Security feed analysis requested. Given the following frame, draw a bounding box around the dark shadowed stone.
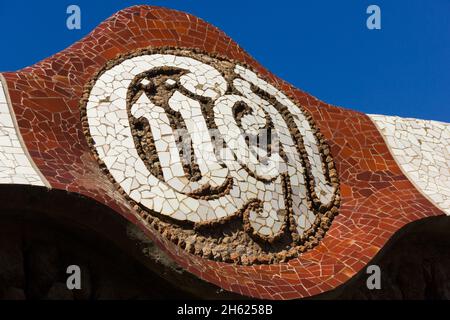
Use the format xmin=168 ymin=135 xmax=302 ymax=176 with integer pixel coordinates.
xmin=0 ymin=185 xmax=241 ymax=300
xmin=46 ymin=283 xmax=74 ymax=300
xmin=2 ymin=287 xmax=26 ymax=300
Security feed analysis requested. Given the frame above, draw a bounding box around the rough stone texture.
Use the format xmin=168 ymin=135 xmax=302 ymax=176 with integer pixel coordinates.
xmin=0 ymin=75 xmax=47 ymax=186
xmin=0 ymin=217 xmax=194 ymax=300
xmin=1 ymin=205 xmax=448 ymax=299
xmin=0 ymin=185 xmax=240 ymax=300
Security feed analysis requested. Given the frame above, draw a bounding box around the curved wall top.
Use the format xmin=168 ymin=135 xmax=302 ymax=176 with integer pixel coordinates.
xmin=0 ymin=5 xmax=448 ymax=299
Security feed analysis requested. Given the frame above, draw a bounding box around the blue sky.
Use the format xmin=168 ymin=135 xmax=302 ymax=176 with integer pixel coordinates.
xmin=0 ymin=1 xmax=448 ymax=122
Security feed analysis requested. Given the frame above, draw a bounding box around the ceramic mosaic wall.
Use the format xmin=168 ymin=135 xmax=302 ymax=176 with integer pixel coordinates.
xmin=369 ymin=115 xmax=450 ymax=215
xmin=0 ymin=5 xmax=448 ymax=299
xmin=0 ymin=76 xmax=47 ymax=186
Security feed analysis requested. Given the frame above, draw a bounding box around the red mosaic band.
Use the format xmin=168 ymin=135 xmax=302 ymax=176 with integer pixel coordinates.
xmin=0 ymin=5 xmax=445 ymax=299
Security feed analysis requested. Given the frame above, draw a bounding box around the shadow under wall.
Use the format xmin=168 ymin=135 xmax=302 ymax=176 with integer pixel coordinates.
xmin=0 ymin=184 xmax=449 ymax=300
xmin=0 ymin=184 xmax=240 ymax=300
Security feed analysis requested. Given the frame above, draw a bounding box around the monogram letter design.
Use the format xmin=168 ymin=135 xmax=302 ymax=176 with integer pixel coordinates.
xmin=82 ymin=49 xmax=340 ymax=264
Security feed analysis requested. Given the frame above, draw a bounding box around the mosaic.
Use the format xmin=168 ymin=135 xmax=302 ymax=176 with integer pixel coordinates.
xmin=370 ymin=115 xmax=450 ymax=215
xmin=2 ymin=5 xmax=446 ymax=299
xmin=81 ymin=49 xmax=340 ymax=264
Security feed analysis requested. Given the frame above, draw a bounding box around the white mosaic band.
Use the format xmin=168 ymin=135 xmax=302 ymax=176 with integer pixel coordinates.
xmin=369 ymin=114 xmax=450 ymax=215
xmin=0 ymin=74 xmax=48 ymax=187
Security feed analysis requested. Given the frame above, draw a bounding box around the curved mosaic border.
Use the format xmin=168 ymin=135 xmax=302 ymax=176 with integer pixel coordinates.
xmin=369 ymin=115 xmax=450 ymax=215
xmin=0 ymin=75 xmax=49 ymax=187
xmin=80 ymin=47 xmax=340 ymax=265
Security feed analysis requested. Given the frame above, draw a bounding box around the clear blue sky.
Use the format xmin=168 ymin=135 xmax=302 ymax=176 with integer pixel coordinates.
xmin=0 ymin=1 xmax=448 ymax=122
